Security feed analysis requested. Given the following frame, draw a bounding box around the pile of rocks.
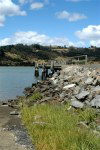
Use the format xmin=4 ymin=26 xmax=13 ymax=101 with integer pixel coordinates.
xmin=50 ymin=65 xmax=100 ymax=109
xmin=24 ymin=65 xmax=100 ymax=109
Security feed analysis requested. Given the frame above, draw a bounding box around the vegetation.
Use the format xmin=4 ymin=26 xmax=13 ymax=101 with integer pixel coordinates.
xmin=26 ymin=92 xmax=43 ymax=106
xmin=0 ymin=44 xmax=100 ymax=66
xmin=20 ymin=93 xmax=100 ymax=150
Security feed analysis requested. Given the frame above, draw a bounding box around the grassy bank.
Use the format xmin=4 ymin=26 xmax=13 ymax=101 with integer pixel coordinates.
xmin=21 ymin=101 xmax=100 ymax=150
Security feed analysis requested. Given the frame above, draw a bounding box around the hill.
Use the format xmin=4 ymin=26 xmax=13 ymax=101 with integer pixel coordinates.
xmin=0 ymin=44 xmax=100 ymax=66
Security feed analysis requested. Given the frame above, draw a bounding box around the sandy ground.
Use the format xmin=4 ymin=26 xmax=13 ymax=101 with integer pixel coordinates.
xmin=0 ymin=104 xmax=34 ymax=150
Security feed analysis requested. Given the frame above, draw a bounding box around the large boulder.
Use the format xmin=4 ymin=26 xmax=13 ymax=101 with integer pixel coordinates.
xmin=93 ymin=86 xmax=100 ymax=95
xmin=71 ymin=100 xmax=84 ymax=109
xmin=76 ymin=91 xmax=90 ymax=101
xmin=90 ymin=95 xmax=100 ymax=108
xmin=63 ymin=84 xmax=76 ymax=90
xmin=85 ymin=77 xmax=94 ymax=85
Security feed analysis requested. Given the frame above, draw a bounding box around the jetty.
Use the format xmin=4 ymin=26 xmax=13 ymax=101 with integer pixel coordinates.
xmin=34 ymin=55 xmax=88 ymax=78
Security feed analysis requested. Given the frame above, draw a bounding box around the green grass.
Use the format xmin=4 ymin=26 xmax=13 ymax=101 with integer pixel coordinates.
xmin=21 ymin=104 xmax=100 ymax=150
xmin=24 ymin=92 xmax=43 ymax=106
xmin=29 ymin=92 xmax=42 ymax=102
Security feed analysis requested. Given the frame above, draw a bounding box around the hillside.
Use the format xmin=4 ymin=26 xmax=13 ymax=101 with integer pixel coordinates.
xmin=0 ymin=44 xmax=100 ymax=66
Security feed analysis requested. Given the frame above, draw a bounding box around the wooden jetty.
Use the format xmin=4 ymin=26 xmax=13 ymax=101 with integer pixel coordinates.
xmin=34 ymin=55 xmax=88 ymax=79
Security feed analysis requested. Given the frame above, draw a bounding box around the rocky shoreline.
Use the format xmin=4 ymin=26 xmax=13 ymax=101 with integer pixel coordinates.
xmin=0 ymin=64 xmax=100 ymax=149
xmin=23 ymin=65 xmax=100 ymax=109
xmin=1 ymin=64 xmax=100 ymax=109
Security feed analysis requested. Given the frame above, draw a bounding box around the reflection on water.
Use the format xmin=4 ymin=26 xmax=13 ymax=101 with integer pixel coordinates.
xmin=0 ymin=67 xmax=42 ymax=101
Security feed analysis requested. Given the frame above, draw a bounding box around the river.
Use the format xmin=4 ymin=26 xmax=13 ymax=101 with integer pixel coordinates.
xmin=0 ymin=67 xmax=42 ymax=101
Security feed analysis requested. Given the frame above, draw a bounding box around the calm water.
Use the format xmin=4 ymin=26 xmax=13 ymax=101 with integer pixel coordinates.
xmin=0 ymin=67 xmax=42 ymax=101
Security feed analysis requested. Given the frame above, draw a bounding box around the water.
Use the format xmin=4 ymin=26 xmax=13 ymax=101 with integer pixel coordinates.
xmin=0 ymin=67 xmax=42 ymax=101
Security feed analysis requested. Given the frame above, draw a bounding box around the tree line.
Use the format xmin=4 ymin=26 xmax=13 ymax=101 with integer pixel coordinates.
xmin=0 ymin=44 xmax=100 ymax=62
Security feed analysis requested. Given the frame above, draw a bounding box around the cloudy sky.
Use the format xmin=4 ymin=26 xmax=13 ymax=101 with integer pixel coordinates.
xmin=0 ymin=0 xmax=100 ymax=47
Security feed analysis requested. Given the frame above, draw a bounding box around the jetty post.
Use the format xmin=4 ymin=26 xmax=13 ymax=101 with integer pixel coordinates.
xmin=50 ymin=61 xmax=55 ymax=75
xmin=35 ymin=63 xmax=39 ymax=77
xmin=85 ymin=55 xmax=88 ymax=65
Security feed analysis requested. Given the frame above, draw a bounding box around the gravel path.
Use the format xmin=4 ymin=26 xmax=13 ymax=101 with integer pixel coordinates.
xmin=0 ymin=104 xmax=34 ymax=150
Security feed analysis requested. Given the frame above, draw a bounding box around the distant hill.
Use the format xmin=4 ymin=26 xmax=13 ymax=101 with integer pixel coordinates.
xmin=0 ymin=44 xmax=100 ymax=66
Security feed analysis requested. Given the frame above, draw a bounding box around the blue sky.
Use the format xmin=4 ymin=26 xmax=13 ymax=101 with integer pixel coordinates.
xmin=0 ymin=0 xmax=100 ymax=47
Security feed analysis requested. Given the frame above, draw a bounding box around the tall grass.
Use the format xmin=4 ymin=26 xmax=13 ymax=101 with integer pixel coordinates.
xmin=21 ymin=104 xmax=100 ymax=150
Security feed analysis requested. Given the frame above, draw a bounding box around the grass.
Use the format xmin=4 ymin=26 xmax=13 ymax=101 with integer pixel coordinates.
xmin=21 ymin=103 xmax=100 ymax=150
xmin=29 ymin=92 xmax=42 ymax=102
xmin=24 ymin=92 xmax=43 ymax=106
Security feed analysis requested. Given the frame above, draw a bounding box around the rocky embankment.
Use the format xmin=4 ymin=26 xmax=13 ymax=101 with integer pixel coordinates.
xmin=1 ymin=65 xmax=100 ymax=149
xmin=24 ymin=65 xmax=100 ymax=109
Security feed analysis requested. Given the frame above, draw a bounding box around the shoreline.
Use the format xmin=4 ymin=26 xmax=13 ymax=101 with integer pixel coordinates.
xmin=0 ymin=64 xmax=100 ymax=149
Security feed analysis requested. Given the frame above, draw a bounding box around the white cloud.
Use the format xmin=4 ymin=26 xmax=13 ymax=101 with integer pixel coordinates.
xmin=76 ymin=25 xmax=100 ymax=40
xmin=76 ymin=25 xmax=100 ymax=47
xmin=0 ymin=31 xmax=85 ymax=47
xmin=0 ymin=0 xmax=26 ymax=26
xmin=56 ymin=10 xmax=87 ymax=22
xmin=30 ymin=2 xmax=44 ymax=10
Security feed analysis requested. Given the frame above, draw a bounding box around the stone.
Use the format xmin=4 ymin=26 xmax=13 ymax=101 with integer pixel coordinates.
xmin=97 ymin=76 xmax=100 ymax=84
xmin=2 ymin=102 xmax=8 ymax=106
xmin=93 ymin=79 xmax=98 ymax=86
xmin=86 ymin=70 xmax=91 ymax=76
xmin=39 ymin=97 xmax=52 ymax=103
xmin=93 ymin=86 xmax=100 ymax=95
xmin=77 ymin=121 xmax=88 ymax=128
xmin=63 ymin=84 xmax=76 ymax=90
xmin=90 ymin=95 xmax=100 ymax=108
xmin=96 ymin=126 xmax=100 ymax=131
xmin=71 ymin=100 xmax=84 ymax=108
xmin=63 ymin=76 xmax=72 ymax=82
xmin=10 ymin=111 xmax=19 ymax=115
xmin=85 ymin=77 xmax=94 ymax=85
xmin=76 ymin=91 xmax=89 ymax=100
xmin=73 ymin=86 xmax=80 ymax=95
xmin=63 ymin=82 xmax=69 ymax=86
xmin=60 ymin=92 xmax=66 ymax=100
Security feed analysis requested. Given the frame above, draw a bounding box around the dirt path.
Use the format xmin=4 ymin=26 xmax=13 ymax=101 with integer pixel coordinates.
xmin=0 ymin=104 xmax=34 ymax=150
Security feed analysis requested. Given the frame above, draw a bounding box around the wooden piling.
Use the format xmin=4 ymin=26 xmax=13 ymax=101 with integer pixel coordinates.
xmin=50 ymin=61 xmax=55 ymax=75
xmin=35 ymin=63 xmax=39 ymax=77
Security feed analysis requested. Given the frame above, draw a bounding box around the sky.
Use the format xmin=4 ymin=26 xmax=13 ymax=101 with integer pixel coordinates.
xmin=0 ymin=0 xmax=100 ymax=47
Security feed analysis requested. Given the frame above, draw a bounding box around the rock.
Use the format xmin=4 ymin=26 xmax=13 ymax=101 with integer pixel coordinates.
xmin=93 ymin=79 xmax=98 ymax=86
xmin=71 ymin=100 xmax=84 ymax=108
xmin=51 ymin=78 xmax=59 ymax=85
xmin=85 ymin=77 xmax=94 ymax=85
xmin=76 ymin=91 xmax=89 ymax=101
xmin=77 ymin=121 xmax=88 ymax=128
xmin=93 ymin=86 xmax=100 ymax=95
xmin=73 ymin=86 xmax=80 ymax=95
xmin=2 ymin=102 xmax=8 ymax=106
xmin=60 ymin=92 xmax=66 ymax=100
xmin=97 ymin=76 xmax=100 ymax=85
xmin=90 ymin=95 xmax=100 ymax=108
xmin=96 ymin=126 xmax=100 ymax=131
xmin=39 ymin=97 xmax=52 ymax=103
xmin=10 ymin=111 xmax=19 ymax=115
xmin=63 ymin=76 xmax=72 ymax=82
xmin=63 ymin=82 xmax=68 ymax=86
xmin=63 ymin=84 xmax=76 ymax=90
xmin=86 ymin=70 xmax=91 ymax=76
